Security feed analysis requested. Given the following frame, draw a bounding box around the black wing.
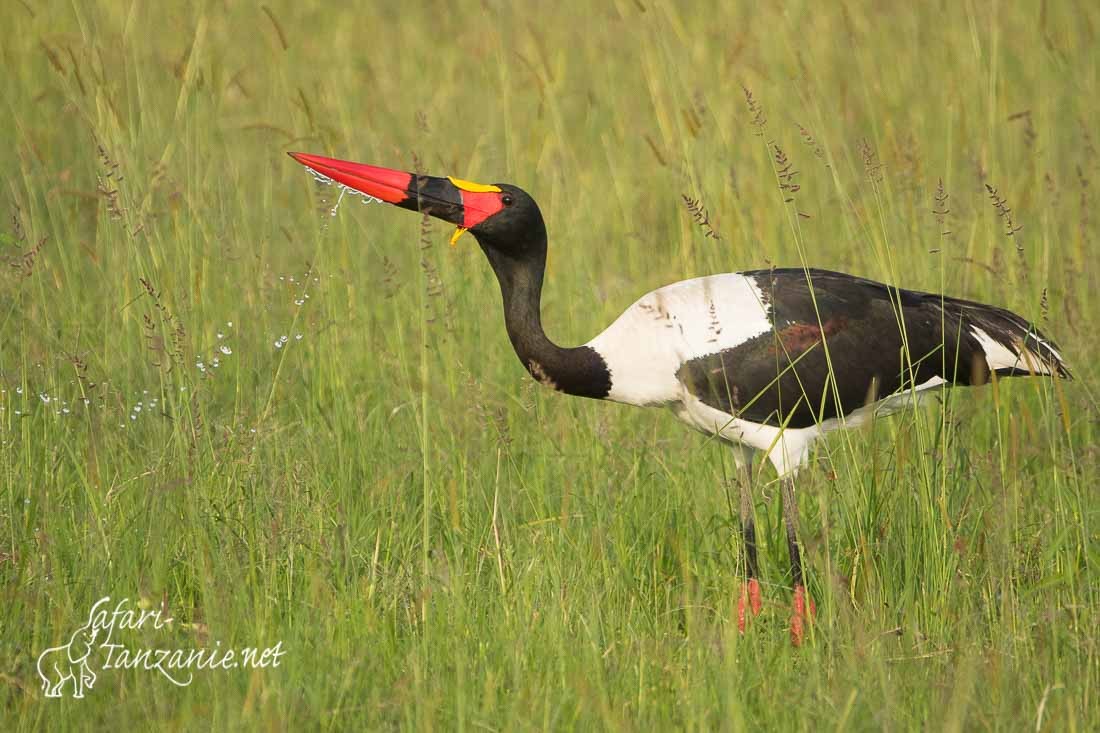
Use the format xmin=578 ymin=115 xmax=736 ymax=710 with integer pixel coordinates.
xmin=675 ymin=268 xmax=1068 ymax=429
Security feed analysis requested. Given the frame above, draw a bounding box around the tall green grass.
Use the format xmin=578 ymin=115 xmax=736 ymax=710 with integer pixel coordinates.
xmin=2 ymin=1 xmax=1096 ymax=729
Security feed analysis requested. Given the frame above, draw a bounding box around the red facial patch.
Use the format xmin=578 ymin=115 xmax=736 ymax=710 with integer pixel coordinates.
xmin=460 ymin=190 xmax=505 ymax=229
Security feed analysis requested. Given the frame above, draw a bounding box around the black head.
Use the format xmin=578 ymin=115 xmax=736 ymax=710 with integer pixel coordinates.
xmin=468 ymin=183 xmax=546 ymax=259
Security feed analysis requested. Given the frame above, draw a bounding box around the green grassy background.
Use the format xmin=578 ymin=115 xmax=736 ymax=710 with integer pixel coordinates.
xmin=2 ymin=0 xmax=1097 ymax=729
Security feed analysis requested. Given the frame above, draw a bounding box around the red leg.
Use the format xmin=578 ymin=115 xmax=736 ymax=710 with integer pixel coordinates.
xmin=737 ymin=578 xmax=763 ymax=632
xmin=735 ymin=454 xmax=761 ymax=634
xmin=789 ymin=584 xmax=816 ymax=646
xmin=781 ymin=476 xmax=815 ymax=646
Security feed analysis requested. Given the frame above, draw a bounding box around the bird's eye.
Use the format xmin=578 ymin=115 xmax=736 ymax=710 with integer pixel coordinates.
xmin=501 ymin=194 xmax=514 ymax=207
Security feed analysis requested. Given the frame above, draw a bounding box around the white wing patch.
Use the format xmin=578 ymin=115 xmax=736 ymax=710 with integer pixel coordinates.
xmin=586 ymin=273 xmax=773 ymax=407
xmin=971 ymin=326 xmax=1056 ymax=375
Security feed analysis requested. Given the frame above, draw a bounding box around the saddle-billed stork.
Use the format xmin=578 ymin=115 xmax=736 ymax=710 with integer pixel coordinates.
xmin=289 ymin=152 xmax=1070 ymax=645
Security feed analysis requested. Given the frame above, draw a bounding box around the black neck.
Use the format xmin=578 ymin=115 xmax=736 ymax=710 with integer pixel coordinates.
xmin=477 ymin=225 xmax=610 ymax=400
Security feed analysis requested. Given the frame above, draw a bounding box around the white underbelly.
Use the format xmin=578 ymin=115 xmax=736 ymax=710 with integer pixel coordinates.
xmin=669 ymin=389 xmax=789 ymax=453
xmin=666 ymin=375 xmax=949 ymax=475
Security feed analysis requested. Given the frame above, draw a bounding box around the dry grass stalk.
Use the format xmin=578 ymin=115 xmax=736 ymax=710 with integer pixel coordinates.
xmin=681 ymin=194 xmax=721 ymax=240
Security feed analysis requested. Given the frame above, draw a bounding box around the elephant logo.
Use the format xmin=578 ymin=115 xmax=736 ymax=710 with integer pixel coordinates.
xmin=37 ymin=624 xmax=99 ymax=698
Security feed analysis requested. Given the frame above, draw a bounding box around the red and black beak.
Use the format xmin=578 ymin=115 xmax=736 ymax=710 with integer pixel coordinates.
xmin=288 ymin=152 xmax=505 ymax=244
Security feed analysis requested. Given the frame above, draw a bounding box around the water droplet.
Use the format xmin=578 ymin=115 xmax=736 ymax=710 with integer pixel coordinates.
xmin=330 ymin=186 xmax=348 ymax=217
xmin=294 ymin=299 xmax=305 ymax=306
xmin=220 ymin=345 xmax=232 ymax=355
xmin=306 ymin=168 xmax=336 ymax=187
